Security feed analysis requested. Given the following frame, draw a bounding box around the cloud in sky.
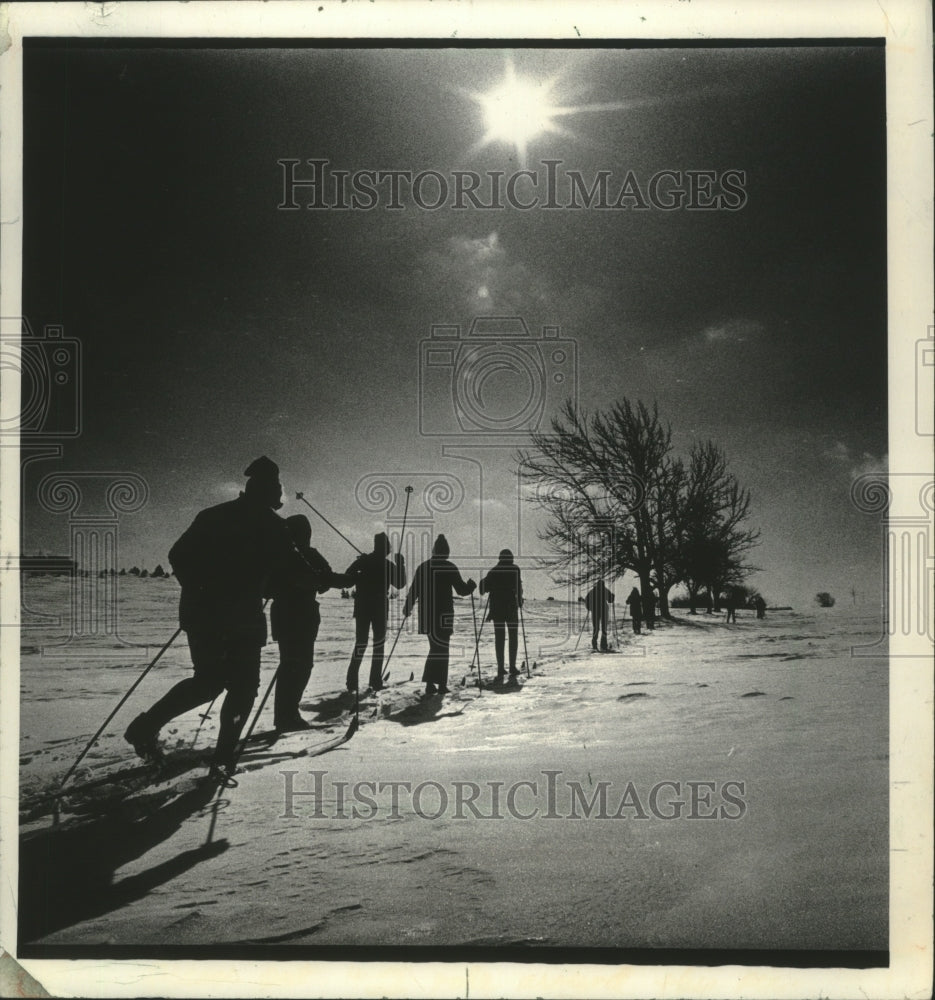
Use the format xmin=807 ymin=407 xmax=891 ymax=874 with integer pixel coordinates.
xmin=826 ymin=441 xmax=888 ymax=482
xmin=473 ymin=497 xmax=509 ymax=512
xmin=418 ymin=230 xmax=555 ymax=317
xmin=702 ymin=319 xmax=766 ymax=344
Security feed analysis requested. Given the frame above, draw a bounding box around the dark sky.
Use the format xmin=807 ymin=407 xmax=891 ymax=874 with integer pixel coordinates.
xmin=21 ymin=43 xmax=887 ymax=604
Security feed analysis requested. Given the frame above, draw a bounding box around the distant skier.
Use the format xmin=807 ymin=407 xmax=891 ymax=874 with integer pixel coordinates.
xmin=642 ymin=589 xmax=657 ymax=630
xmin=724 ymin=588 xmax=738 ymax=624
xmin=625 ymin=587 xmax=643 ymax=634
xmin=344 ymin=532 xmax=406 ymax=692
xmin=402 ymin=534 xmax=476 ymax=696
xmin=269 ymin=515 xmax=350 ymax=731
xmin=480 ymin=549 xmax=523 ymax=681
xmin=124 ymin=457 xmax=318 ymax=785
xmin=585 ymin=580 xmax=615 ymax=651
xmin=752 ymin=594 xmax=766 ymax=620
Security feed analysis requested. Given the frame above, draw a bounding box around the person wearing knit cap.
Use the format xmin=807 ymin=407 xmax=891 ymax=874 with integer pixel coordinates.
xmin=124 ymin=457 xmax=317 ymax=784
xmin=344 ymin=531 xmax=406 ymax=692
xmin=269 ymin=515 xmax=353 ymax=730
xmin=480 ymin=548 xmax=524 ymax=681
xmin=585 ymin=580 xmax=615 ymax=651
xmin=402 ymin=534 xmax=476 ymax=696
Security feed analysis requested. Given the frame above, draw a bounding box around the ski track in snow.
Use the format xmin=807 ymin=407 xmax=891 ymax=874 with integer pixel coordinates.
xmin=17 ymin=578 xmax=888 ymax=951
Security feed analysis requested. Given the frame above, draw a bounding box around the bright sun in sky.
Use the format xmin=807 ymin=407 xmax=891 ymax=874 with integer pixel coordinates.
xmin=465 ymin=62 xmax=573 ymax=164
xmin=467 ymin=59 xmax=632 ymax=165
xmin=477 ymin=65 xmax=560 ymax=159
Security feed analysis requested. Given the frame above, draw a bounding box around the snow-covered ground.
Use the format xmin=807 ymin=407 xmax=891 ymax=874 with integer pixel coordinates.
xmin=16 ymin=578 xmax=887 ymax=954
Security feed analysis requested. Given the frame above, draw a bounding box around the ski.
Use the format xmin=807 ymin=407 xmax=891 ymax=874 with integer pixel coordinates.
xmin=244 ymin=708 xmax=361 ymax=761
xmin=33 ymin=749 xmax=211 ymax=816
xmin=479 ymin=675 xmax=524 ymax=691
xmin=40 ymin=669 xmax=394 ymax=815
xmin=358 ymin=671 xmax=415 ymax=699
xmin=286 ymin=715 xmax=358 ymax=759
xmin=243 ymin=722 xmax=342 ymax=747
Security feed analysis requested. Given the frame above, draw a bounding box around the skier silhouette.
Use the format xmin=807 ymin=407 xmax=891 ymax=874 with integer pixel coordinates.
xmin=344 ymin=532 xmax=406 ymax=692
xmin=585 ymin=580 xmax=615 ymax=651
xmin=269 ymin=515 xmax=351 ymax=730
xmin=402 ymin=534 xmax=476 ymax=696
xmin=480 ymin=549 xmax=523 ymax=680
xmin=625 ymin=587 xmax=643 ymax=634
xmin=125 ymin=457 xmax=318 ymax=783
xmin=724 ymin=588 xmax=738 ymax=624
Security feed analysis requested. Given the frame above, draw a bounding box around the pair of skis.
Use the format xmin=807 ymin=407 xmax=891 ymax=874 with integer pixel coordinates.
xmin=43 ymin=713 xmax=358 ymax=813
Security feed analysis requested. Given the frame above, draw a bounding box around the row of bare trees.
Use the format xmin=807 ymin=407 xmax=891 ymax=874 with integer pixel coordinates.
xmin=518 ymin=399 xmax=759 ymax=619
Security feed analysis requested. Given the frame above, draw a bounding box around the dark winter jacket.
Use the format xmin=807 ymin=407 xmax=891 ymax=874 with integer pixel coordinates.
xmin=480 ymin=561 xmax=523 ymax=623
xmin=585 ymin=581 xmax=615 ymax=615
xmin=168 ymin=494 xmax=314 ymax=642
xmin=270 ymin=546 xmax=350 ymax=642
xmin=625 ymin=588 xmax=642 ymax=618
xmin=345 ymin=550 xmax=406 ymax=619
xmin=403 ymin=557 xmax=475 ymax=638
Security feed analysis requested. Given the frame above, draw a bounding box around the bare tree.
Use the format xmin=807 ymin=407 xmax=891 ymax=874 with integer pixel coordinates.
xmin=518 ymin=399 xmax=759 ymax=620
xmin=678 ymin=442 xmax=759 ymax=613
xmin=518 ymin=399 xmax=657 ymax=600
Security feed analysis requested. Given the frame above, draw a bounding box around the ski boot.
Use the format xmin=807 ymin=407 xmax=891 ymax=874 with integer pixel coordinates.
xmin=124 ymin=714 xmax=165 ymax=765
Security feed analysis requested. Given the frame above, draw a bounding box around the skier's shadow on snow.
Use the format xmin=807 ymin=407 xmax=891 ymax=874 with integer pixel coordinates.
xmin=19 ymin=778 xmax=227 ymax=944
xmin=385 ymin=695 xmax=465 ymax=727
xmin=305 ymin=690 xmax=354 ymax=721
xmin=477 ymin=678 xmax=525 ymax=695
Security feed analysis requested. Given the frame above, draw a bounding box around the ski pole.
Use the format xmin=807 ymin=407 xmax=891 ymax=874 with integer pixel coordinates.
xmin=192 ymin=596 xmax=268 ymax=751
xmin=190 ymin=695 xmax=217 ymax=751
xmin=380 ymin=614 xmax=408 ymax=684
xmin=573 ymin=607 xmax=589 ymax=651
xmin=233 ymin=660 xmax=282 ymax=764
xmin=59 ymin=627 xmax=183 ymax=790
xmin=469 ymin=593 xmax=489 ymax=689
xmin=226 ymin=597 xmax=282 ymax=767
xmin=295 ymin=492 xmax=363 ymax=555
xmin=518 ymin=601 xmax=531 ymax=677
xmin=205 ymin=668 xmax=273 ymax=845
xmin=383 ymin=483 xmax=413 ymax=678
xmin=397 ymin=485 xmax=413 ymax=550
xmin=470 ymin=592 xmax=482 ymax=696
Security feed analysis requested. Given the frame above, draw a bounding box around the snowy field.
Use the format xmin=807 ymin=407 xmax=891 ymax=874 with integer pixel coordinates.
xmin=16 ymin=577 xmax=887 ymax=957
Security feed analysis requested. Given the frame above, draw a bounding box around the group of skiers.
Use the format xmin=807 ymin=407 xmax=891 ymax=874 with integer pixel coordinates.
xmin=582 ymin=582 xmax=658 ymax=651
xmin=585 ymin=582 xmax=763 ymax=642
xmin=124 ymin=458 xmax=527 ymax=785
xmin=123 ymin=456 xmax=762 ymax=786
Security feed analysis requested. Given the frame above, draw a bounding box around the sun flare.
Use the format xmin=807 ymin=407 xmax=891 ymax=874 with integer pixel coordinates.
xmin=478 ymin=68 xmax=559 ymax=151
xmin=470 ymin=64 xmax=564 ymax=164
xmin=467 ymin=60 xmax=635 ymax=165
